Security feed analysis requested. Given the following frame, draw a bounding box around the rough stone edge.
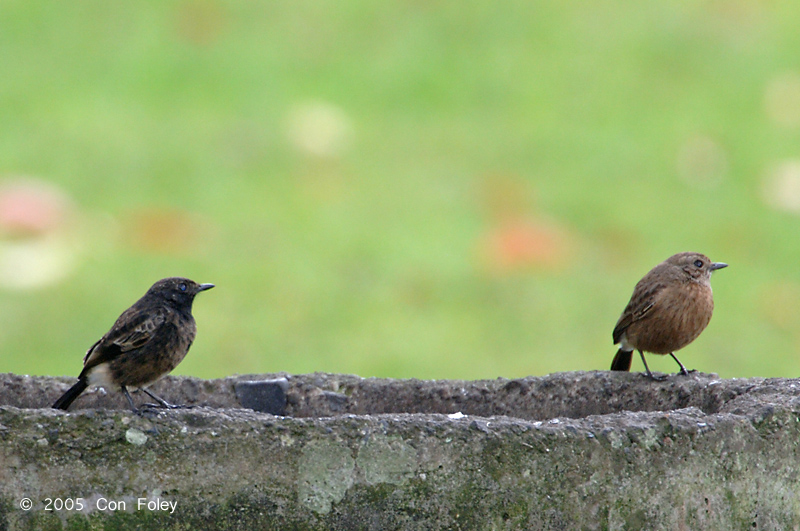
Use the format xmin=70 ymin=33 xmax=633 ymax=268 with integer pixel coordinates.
xmin=3 ymin=371 xmax=800 ymax=530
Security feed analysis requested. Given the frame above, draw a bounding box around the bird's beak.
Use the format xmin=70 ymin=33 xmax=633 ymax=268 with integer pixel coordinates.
xmin=709 ymin=262 xmax=728 ymax=271
xmin=198 ymin=283 xmax=215 ymax=291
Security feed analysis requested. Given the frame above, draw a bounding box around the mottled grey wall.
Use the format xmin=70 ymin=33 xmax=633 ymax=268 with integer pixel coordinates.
xmin=2 ymin=372 xmax=799 ymax=530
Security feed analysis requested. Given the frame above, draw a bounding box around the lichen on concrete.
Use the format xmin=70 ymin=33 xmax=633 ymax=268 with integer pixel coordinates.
xmin=358 ymin=435 xmax=417 ymax=486
xmin=299 ymin=438 xmax=356 ymax=514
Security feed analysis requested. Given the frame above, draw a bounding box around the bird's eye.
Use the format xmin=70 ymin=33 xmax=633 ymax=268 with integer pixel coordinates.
xmin=179 ymin=283 xmax=187 ymax=292
xmin=693 ymin=260 xmax=703 ymax=268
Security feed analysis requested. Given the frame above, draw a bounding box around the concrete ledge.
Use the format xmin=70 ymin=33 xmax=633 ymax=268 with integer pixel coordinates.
xmin=2 ymin=371 xmax=799 ymax=529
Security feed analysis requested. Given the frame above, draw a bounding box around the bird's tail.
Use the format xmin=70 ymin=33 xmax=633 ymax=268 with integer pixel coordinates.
xmin=52 ymin=378 xmax=88 ymax=410
xmin=610 ymin=349 xmax=633 ymax=372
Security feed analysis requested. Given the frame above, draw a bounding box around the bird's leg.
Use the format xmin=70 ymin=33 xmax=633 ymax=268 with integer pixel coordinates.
xmin=669 ymin=352 xmax=696 ymax=375
xmin=121 ymin=386 xmax=141 ymax=414
xmin=639 ymin=351 xmax=668 ymax=381
xmin=141 ymin=387 xmax=187 ymax=409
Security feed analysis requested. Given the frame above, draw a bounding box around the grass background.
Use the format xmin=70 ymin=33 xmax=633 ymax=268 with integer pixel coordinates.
xmin=2 ymin=1 xmax=800 ymax=381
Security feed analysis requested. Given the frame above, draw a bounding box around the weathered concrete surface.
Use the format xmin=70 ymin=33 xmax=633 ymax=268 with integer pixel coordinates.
xmin=2 ymin=371 xmax=800 ymax=530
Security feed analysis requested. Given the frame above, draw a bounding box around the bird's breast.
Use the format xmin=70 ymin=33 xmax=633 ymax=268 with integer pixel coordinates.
xmin=625 ymin=281 xmax=715 ymax=354
xmin=107 ymin=316 xmax=197 ymax=388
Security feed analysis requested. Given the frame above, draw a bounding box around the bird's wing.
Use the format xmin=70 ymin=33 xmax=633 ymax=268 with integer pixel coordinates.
xmin=612 ymin=281 xmax=664 ymax=344
xmin=81 ymin=307 xmax=169 ymax=372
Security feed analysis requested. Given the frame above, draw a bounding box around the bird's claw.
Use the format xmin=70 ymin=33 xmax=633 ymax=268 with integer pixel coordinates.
xmin=141 ymin=401 xmax=191 ymax=410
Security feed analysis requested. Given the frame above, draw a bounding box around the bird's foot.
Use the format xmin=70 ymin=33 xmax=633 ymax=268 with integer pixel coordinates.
xmin=678 ymin=367 xmax=697 ymax=376
xmin=668 ymin=353 xmax=694 ymax=376
xmin=139 ymin=388 xmax=193 ymax=409
xmin=141 ymin=401 xmax=192 ymax=410
xmin=643 ymin=371 xmax=669 ymax=382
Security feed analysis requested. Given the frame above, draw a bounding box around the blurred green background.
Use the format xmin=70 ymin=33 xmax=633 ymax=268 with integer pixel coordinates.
xmin=1 ymin=1 xmax=799 ymax=381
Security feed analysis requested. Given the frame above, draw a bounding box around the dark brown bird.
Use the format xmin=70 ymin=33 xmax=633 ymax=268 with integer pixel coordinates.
xmin=611 ymin=252 xmax=726 ymax=380
xmin=53 ymin=277 xmax=214 ymax=412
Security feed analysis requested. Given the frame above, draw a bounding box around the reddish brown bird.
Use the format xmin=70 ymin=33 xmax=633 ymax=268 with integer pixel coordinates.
xmin=611 ymin=252 xmax=727 ymax=380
